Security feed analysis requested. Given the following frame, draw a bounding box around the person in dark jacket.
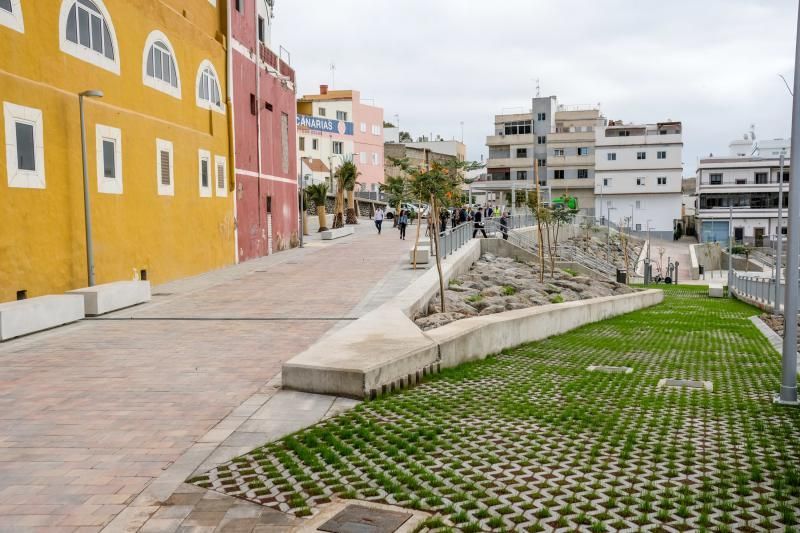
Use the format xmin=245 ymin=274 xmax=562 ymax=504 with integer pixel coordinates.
xmin=499 ymin=212 xmax=509 ymax=240
xmin=472 ymin=209 xmax=488 ymax=238
xmin=459 ymin=207 xmax=468 ymax=225
xmin=398 ymin=210 xmax=409 ymax=240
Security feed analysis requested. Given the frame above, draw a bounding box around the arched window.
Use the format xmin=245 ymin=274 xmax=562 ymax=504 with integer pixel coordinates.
xmin=195 ymin=60 xmax=223 ymax=112
xmin=0 ymin=0 xmax=25 ymax=33
xmin=142 ymin=31 xmax=181 ymax=99
xmin=59 ymin=0 xmax=119 ymax=74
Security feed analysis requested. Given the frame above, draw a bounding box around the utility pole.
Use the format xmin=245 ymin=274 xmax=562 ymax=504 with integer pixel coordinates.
xmin=79 ymin=90 xmax=104 ymax=287
xmin=776 ymin=3 xmax=800 ymax=406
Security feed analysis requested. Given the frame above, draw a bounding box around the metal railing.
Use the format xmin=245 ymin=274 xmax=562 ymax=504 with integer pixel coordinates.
xmin=435 ymin=214 xmax=536 ymax=259
xmin=730 ymin=271 xmax=783 ymax=311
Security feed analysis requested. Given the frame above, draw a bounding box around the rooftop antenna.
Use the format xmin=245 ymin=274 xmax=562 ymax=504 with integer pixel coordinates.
xmin=330 ymin=63 xmax=336 ymax=88
xmin=536 ymin=78 xmax=541 ymax=98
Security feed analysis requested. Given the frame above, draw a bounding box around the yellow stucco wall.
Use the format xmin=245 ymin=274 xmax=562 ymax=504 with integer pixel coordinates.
xmin=0 ymin=0 xmax=234 ymax=302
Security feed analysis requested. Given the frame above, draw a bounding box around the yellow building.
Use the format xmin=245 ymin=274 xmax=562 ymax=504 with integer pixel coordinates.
xmin=0 ymin=0 xmax=234 ymax=302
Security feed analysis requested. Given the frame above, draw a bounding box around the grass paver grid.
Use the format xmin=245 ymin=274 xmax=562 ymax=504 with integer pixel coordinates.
xmin=191 ymin=286 xmax=800 ymax=532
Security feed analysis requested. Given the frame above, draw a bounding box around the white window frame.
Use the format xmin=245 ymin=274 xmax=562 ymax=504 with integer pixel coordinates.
xmin=636 ymin=177 xmax=646 ymax=186
xmin=4 ymin=102 xmax=45 ymax=189
xmin=95 ymin=124 xmax=122 ymax=194
xmin=0 ymin=0 xmax=24 ymax=33
xmin=58 ymin=0 xmax=120 ymax=75
xmin=657 ymin=176 xmax=667 ymax=186
xmin=372 ymin=124 xmax=381 ymax=136
xmin=311 ymin=138 xmax=319 ymax=150
xmin=657 ymin=151 xmax=667 ymax=159
xmin=359 ymin=151 xmax=366 ymax=164
xmin=360 ymin=122 xmax=366 ymax=133
xmin=198 ymin=149 xmax=211 ymax=197
xmin=637 ymin=151 xmax=646 ymax=160
xmin=195 ymin=59 xmax=224 ymax=113
xmin=142 ymin=30 xmax=181 ymax=99
xmin=607 ymin=152 xmax=616 ymax=161
xmin=372 ymin=152 xmax=379 ymax=165
xmin=336 ymin=110 xmax=347 ymax=121
xmin=214 ymin=155 xmax=227 ymax=197
xmin=603 ymin=178 xmax=611 ymax=187
xmin=332 ymin=140 xmax=343 ymax=155
xmin=155 ymin=138 xmax=174 ymax=196
xmin=553 ymin=148 xmax=564 ymax=157
xmin=318 ymin=107 xmax=326 ymax=117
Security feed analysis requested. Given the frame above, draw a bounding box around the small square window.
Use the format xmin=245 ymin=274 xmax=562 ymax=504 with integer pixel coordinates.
xmin=156 ymin=138 xmax=174 ymax=196
xmin=332 ymin=141 xmax=343 ymax=155
xmin=637 ymin=152 xmax=646 ymax=160
xmin=607 ymin=152 xmax=616 ymax=161
xmin=517 ymin=148 xmax=528 ymax=158
xmin=537 ymin=159 xmax=546 ymax=167
xmin=553 ymin=170 xmax=564 ymax=179
xmin=578 ymin=147 xmax=589 ymax=156
xmin=553 ymin=148 xmax=564 ymax=157
xmin=657 ymin=151 xmax=666 ymax=159
xmin=636 ymin=177 xmax=646 ymax=186
xmin=577 ymin=169 xmax=588 ymax=179
xmin=336 ymin=110 xmax=347 ymax=121
xmin=657 ymin=177 xmax=667 ymax=186
xmin=312 ymin=138 xmax=319 ymax=150
xmin=198 ymin=149 xmax=211 ymax=197
xmin=710 ymin=173 xmax=722 ymax=185
xmin=96 ymin=125 xmax=123 ymax=194
xmin=603 ymin=178 xmax=611 ymax=187
xmin=215 ymin=155 xmax=227 ymax=197
xmin=319 ymin=107 xmax=326 ymax=117
xmin=537 ymin=135 xmax=546 ymax=144
xmin=516 ymin=170 xmax=527 ymax=180
xmin=537 ymin=112 xmax=546 ymax=121
xmin=5 ymin=102 xmax=46 ymax=189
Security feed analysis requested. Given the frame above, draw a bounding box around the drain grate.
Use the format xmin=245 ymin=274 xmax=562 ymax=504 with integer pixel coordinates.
xmin=658 ymin=378 xmax=713 ymax=391
xmin=587 ymin=365 xmax=633 ymax=374
xmin=318 ymin=504 xmax=412 ymax=533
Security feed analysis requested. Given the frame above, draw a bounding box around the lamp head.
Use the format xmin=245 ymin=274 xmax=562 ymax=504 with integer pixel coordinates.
xmin=79 ymin=90 xmax=104 ymax=98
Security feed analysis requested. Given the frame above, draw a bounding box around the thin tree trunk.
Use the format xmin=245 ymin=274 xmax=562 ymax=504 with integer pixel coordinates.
xmin=534 ymin=166 xmax=545 ymax=283
xmin=412 ymin=198 xmax=423 ymax=270
xmin=546 ymin=219 xmax=555 ymax=276
xmin=431 ymin=194 xmax=446 ymax=313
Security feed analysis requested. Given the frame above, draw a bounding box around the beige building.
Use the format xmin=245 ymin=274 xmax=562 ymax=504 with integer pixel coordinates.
xmin=384 ymin=143 xmax=460 ymax=180
xmin=548 ymin=106 xmax=606 ymax=214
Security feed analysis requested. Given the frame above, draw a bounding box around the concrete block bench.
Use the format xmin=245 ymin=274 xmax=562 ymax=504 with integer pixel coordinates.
xmin=320 ymin=227 xmax=355 ymax=240
xmin=68 ymin=281 xmax=151 ymax=316
xmin=410 ymin=246 xmax=430 ymax=264
xmin=0 ymin=295 xmax=85 ymax=341
xmin=708 ymin=283 xmax=724 ymax=298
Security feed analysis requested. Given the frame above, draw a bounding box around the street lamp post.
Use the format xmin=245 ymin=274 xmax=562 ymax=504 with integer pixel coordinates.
xmin=774 ymin=151 xmax=786 ymax=313
xmin=79 ymin=89 xmax=104 ymax=287
xmin=727 ymin=204 xmax=733 ymax=296
xmin=777 ymin=3 xmax=800 ymax=406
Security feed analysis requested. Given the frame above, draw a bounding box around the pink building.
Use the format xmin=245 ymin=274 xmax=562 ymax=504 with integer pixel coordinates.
xmin=230 ymin=0 xmax=298 ymax=262
xmin=297 ymin=87 xmax=384 ymax=194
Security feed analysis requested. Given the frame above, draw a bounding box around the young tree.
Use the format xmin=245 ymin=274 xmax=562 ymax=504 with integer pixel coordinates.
xmin=409 ymin=159 xmax=479 ymax=312
xmin=383 ymin=157 xmax=412 ymax=227
xmin=525 ymin=191 xmax=546 ymax=283
xmin=306 ymin=183 xmax=329 ymax=232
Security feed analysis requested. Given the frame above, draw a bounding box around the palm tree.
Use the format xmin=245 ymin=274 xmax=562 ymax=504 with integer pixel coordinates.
xmin=338 ymin=161 xmax=360 ymax=225
xmin=306 ymin=183 xmax=329 ymax=232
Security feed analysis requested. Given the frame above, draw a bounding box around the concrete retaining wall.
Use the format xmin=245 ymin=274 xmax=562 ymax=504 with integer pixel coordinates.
xmin=0 ymin=295 xmax=85 ymax=341
xmin=282 ymin=237 xmax=664 ymax=398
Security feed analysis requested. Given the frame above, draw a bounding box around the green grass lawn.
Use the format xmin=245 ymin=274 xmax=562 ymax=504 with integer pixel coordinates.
xmin=190 ymin=286 xmax=800 ymax=532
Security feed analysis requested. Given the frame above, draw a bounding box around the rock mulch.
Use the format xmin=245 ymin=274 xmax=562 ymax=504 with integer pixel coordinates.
xmin=413 ymin=253 xmax=634 ymax=331
xmin=566 ymin=231 xmax=644 ymax=268
xmin=760 ymin=313 xmax=800 ymax=351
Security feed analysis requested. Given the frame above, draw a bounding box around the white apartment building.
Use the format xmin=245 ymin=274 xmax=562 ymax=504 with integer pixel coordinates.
xmin=594 ymin=121 xmax=683 ymax=236
xmin=548 ymin=106 xmax=606 ymax=214
xmin=696 ymin=138 xmax=790 ymax=246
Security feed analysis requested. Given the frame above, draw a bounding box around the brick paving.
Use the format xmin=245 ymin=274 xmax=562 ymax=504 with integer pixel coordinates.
xmin=0 ymin=221 xmax=422 ymax=532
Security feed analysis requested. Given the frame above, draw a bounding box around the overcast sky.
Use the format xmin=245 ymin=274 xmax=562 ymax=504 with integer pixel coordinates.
xmin=273 ymin=0 xmax=797 ymax=174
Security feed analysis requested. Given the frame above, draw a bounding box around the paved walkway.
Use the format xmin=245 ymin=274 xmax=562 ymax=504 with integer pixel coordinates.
xmin=0 ymin=220 xmax=426 ymax=532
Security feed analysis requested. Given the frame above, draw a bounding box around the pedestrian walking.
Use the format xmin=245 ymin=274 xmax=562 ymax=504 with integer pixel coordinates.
xmin=473 ymin=209 xmax=488 ymax=238
xmin=499 ymin=212 xmax=509 ymax=240
xmin=459 ymin=206 xmax=468 ymax=225
xmin=374 ymin=207 xmax=384 ymax=234
xmin=486 ymin=205 xmax=494 ymax=219
xmin=398 ymin=210 xmax=408 ymax=240
xmin=439 ymin=209 xmax=449 ymax=234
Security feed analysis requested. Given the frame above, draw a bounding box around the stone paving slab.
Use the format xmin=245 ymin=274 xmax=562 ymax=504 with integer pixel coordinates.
xmin=0 ymin=221 xmax=417 ymax=532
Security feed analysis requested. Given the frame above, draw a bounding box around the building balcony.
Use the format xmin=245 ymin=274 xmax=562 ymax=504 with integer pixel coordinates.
xmin=550 ymin=178 xmax=595 ymax=189
xmin=486 ymin=133 xmax=533 ymax=146
xmin=699 ymin=177 xmax=788 ymax=189
xmin=548 ymin=154 xmax=594 ymax=167
xmin=547 ymin=131 xmax=595 ymax=143
xmin=259 ymin=43 xmax=295 ymax=84
xmin=595 ymin=133 xmax=682 ymax=147
xmin=486 ymin=157 xmax=533 ymax=169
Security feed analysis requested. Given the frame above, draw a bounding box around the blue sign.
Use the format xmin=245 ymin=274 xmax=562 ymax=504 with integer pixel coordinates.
xmin=296 ymin=114 xmax=353 ymax=136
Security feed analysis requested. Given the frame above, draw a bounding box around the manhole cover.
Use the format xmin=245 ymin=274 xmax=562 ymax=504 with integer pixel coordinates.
xmin=318 ymin=505 xmax=412 ymax=533
xmin=587 ymin=365 xmax=633 ymax=374
xmin=658 ymin=378 xmax=713 ymax=391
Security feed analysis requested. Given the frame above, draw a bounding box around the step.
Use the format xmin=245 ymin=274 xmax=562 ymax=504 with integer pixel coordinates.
xmin=320 ymin=226 xmax=355 ymax=240
xmin=67 ymin=281 xmax=151 ymax=316
xmin=0 ymin=295 xmax=85 ymax=341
